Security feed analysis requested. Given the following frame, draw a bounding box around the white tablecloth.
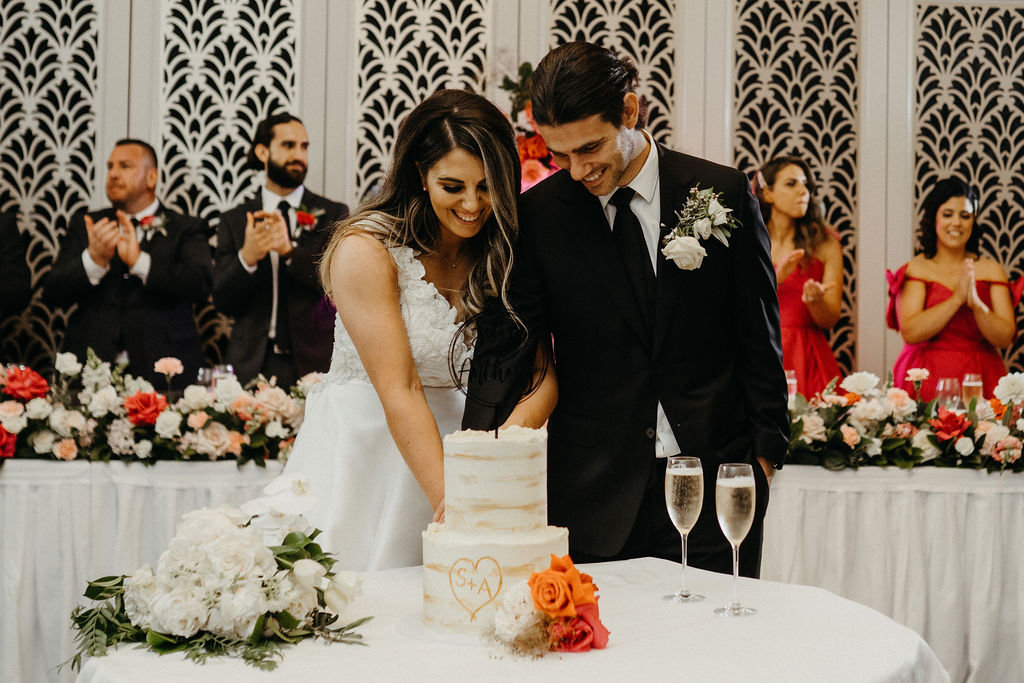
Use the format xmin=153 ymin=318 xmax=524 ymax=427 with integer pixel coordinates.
xmin=0 ymin=459 xmax=282 ymax=683
xmin=76 ymin=557 xmax=946 ymax=682
xmin=762 ymin=465 xmax=1024 ymax=683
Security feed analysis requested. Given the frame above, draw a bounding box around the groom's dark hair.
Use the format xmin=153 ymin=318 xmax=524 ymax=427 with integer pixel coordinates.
xmin=530 ymin=41 xmax=648 ymax=130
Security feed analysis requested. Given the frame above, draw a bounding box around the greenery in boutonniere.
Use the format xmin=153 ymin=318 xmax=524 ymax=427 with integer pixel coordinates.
xmin=661 ymin=185 xmax=740 ymax=271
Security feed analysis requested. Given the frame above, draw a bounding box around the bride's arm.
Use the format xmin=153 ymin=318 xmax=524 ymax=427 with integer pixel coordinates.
xmin=501 ymin=335 xmax=558 ymax=429
xmin=330 ymin=233 xmax=444 ymax=511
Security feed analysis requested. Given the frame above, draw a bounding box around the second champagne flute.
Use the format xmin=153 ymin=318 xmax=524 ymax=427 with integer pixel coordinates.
xmin=714 ymin=463 xmax=757 ymax=617
xmin=663 ymin=455 xmax=704 ymax=602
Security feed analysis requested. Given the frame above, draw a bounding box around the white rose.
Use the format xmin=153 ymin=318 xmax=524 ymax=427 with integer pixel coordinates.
xmin=148 ymin=586 xmax=205 ymax=638
xmin=207 ymin=527 xmax=276 ymax=581
xmin=87 ymin=386 xmax=120 ymax=418
xmin=865 ymin=437 xmax=882 ymax=456
xmin=195 ymin=421 xmax=232 ymax=459
xmin=708 ymin=198 xmax=731 ymax=225
xmin=1017 ymin=418 xmax=1024 ymax=432
xmin=24 ymin=397 xmax=52 ymax=420
xmin=134 ymin=439 xmax=153 ymax=459
xmin=323 ymin=571 xmax=362 ymax=616
xmin=993 ymin=373 xmax=1024 ymax=405
xmin=691 ymin=216 xmax=712 ymax=239
xmin=912 ymin=428 xmax=941 ymax=462
xmin=661 ymin=234 xmax=707 ymax=271
xmin=493 ymin=581 xmax=540 ymax=642
xmin=176 ymin=507 xmax=245 ymax=546
xmin=180 ymin=385 xmax=211 ymax=411
xmin=954 ymin=436 xmax=975 ymax=456
xmin=154 ymin=410 xmax=183 ymax=439
xmin=123 ymin=565 xmax=158 ymax=629
xmin=208 ymin=579 xmax=265 ymax=638
xmin=840 ymin=371 xmax=880 ymax=396
xmin=30 ymin=429 xmax=56 ymax=454
xmin=2 ymin=414 xmax=28 ymax=434
xmin=55 ymin=352 xmax=83 ymax=376
xmin=799 ymin=413 xmax=827 ymax=443
xmin=975 ymin=400 xmax=996 ymax=421
xmin=291 ymin=559 xmax=327 ymax=590
xmin=850 ymin=398 xmax=890 ymax=423
xmin=214 ymin=376 xmax=244 ymax=405
xmin=265 ymin=419 xmax=289 ymax=439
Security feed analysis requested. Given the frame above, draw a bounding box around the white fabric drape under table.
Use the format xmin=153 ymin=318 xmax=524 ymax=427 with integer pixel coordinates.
xmin=76 ymin=557 xmax=946 ymax=682
xmin=762 ymin=465 xmax=1024 ymax=683
xmin=0 ymin=459 xmax=282 ymax=683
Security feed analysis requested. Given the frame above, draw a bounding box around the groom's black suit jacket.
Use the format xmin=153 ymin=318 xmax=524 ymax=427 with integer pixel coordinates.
xmin=465 ymin=144 xmax=790 ymax=559
xmin=213 ymin=189 xmax=348 ymax=384
xmin=44 ymin=204 xmax=211 ymax=387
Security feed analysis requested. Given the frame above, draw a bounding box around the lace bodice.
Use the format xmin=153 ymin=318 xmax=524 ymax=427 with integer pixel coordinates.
xmin=319 ymin=244 xmax=474 ymax=389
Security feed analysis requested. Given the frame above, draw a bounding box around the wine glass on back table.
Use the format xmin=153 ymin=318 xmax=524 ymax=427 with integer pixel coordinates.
xmin=714 ymin=463 xmax=757 ymax=617
xmin=663 ymin=455 xmax=705 ymax=602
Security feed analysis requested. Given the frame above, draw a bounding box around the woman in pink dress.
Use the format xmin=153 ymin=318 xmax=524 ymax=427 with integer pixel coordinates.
xmin=756 ymin=156 xmax=842 ymax=398
xmin=889 ymin=177 xmax=1015 ymax=401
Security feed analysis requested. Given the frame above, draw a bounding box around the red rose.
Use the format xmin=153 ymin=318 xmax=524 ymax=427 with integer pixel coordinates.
xmin=550 ymin=616 xmax=594 ymax=652
xmin=139 ymin=215 xmax=154 ymax=226
xmin=296 ymin=210 xmax=316 ymax=227
xmin=575 ymin=600 xmax=609 ymax=649
xmin=2 ymin=366 xmax=49 ymax=400
xmin=0 ymin=426 xmax=15 ymax=458
xmin=516 ymin=135 xmax=530 ymax=164
xmin=124 ymin=391 xmax=168 ymax=426
xmin=928 ymin=406 xmax=971 ymax=442
xmin=524 ymin=133 xmax=549 ymax=161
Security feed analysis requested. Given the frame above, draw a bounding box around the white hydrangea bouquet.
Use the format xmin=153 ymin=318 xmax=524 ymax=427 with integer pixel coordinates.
xmin=660 ymin=185 xmax=740 ymax=271
xmin=68 ymin=477 xmax=369 ymax=671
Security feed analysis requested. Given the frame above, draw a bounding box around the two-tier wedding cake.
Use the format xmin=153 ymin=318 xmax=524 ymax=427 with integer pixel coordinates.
xmin=422 ymin=426 xmax=569 ymax=635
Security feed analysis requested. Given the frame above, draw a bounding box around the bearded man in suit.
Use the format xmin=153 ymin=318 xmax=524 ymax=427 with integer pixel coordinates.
xmin=45 ymin=139 xmax=211 ymax=389
xmin=214 ymin=113 xmax=348 ymax=388
xmin=465 ymin=42 xmax=789 ymax=577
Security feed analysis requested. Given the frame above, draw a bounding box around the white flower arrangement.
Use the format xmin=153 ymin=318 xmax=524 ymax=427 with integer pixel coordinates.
xmin=660 ymin=185 xmax=740 ymax=271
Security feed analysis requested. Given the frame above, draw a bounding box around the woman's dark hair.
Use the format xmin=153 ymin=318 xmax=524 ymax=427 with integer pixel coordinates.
xmin=917 ymin=177 xmax=981 ymax=258
xmin=320 ymin=89 xmax=520 ymax=318
xmin=755 ymin=155 xmax=831 ymax=256
xmin=530 ymin=41 xmax=648 ymax=130
xmin=246 ymin=113 xmax=303 ymax=169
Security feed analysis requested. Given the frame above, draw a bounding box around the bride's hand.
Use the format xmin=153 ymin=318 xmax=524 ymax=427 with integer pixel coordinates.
xmin=432 ymin=498 xmax=445 ymax=523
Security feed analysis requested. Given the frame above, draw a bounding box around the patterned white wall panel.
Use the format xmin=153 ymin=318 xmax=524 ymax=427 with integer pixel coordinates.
xmin=732 ymin=0 xmax=860 ymax=375
xmin=547 ymin=0 xmax=676 ymax=147
xmin=0 ymin=0 xmax=99 ymax=368
xmin=914 ymin=3 xmax=1024 ymax=372
xmin=355 ymin=0 xmax=489 ymax=201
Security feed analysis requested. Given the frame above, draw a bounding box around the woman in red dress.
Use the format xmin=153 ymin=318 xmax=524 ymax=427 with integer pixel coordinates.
xmin=889 ymin=177 xmax=1015 ymax=401
xmin=756 ymin=156 xmax=842 ymax=398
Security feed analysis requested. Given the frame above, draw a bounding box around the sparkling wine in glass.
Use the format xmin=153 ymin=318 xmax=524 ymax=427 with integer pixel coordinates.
xmin=714 ymin=463 xmax=757 ymax=617
xmin=663 ymin=456 xmax=705 ymax=603
xmin=784 ymin=370 xmax=798 ymax=406
xmin=962 ymin=373 xmax=983 ymax=408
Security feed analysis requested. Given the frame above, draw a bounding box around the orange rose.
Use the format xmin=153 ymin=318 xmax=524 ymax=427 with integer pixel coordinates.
xmin=124 ymin=391 xmax=168 ymax=426
xmin=843 ymin=392 xmax=861 ymax=405
xmin=227 ymin=430 xmax=249 ymax=456
xmin=528 ymin=554 xmax=595 ymax=618
xmin=990 ymin=398 xmax=1006 ymax=419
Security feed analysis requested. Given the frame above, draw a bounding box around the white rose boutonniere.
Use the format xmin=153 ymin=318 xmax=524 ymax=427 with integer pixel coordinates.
xmin=660 ymin=185 xmax=740 ymax=270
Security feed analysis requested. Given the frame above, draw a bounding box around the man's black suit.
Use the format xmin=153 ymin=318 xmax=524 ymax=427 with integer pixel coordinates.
xmin=44 ymin=205 xmax=211 ymax=388
xmin=213 ymin=189 xmax=348 ymax=385
xmin=465 ymin=144 xmax=789 ymax=576
xmin=1 ymin=210 xmax=32 ymax=365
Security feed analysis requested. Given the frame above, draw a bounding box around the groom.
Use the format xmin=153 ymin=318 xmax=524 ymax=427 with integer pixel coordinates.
xmin=464 ymin=42 xmax=789 ymax=577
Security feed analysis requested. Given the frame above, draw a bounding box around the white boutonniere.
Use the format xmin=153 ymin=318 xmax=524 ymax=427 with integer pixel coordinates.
xmin=137 ymin=214 xmax=168 ymax=238
xmin=660 ymin=185 xmax=739 ymax=270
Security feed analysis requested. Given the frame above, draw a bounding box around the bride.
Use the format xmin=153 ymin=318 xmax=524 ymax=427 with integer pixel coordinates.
xmin=277 ymin=90 xmax=523 ymax=570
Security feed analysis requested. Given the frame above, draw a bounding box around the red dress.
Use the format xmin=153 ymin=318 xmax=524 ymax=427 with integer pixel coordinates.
xmin=887 ymin=264 xmax=1009 ymax=401
xmin=777 ymin=257 xmax=841 ymax=397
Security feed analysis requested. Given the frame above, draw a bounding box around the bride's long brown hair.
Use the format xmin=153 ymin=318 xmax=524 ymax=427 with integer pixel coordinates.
xmin=320 ymin=89 xmax=521 ymax=318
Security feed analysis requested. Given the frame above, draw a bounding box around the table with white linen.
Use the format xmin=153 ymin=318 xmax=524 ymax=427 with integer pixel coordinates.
xmin=0 ymin=459 xmax=282 ymax=683
xmin=76 ymin=557 xmax=946 ymax=682
xmin=762 ymin=465 xmax=1024 ymax=683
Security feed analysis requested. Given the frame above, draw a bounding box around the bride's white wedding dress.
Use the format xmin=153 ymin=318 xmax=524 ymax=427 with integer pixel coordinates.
xmin=277 ymin=242 xmax=473 ymax=571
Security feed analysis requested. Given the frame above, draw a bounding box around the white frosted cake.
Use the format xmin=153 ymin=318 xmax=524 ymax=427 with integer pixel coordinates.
xmin=422 ymin=426 xmax=569 ymax=635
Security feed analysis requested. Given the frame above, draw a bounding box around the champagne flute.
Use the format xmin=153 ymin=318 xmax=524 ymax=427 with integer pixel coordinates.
xmin=714 ymin=463 xmax=757 ymax=617
xmin=935 ymin=377 xmax=962 ymax=410
xmin=784 ymin=370 xmax=798 ymax=406
xmin=663 ymin=456 xmax=705 ymax=602
xmin=962 ymin=373 xmax=983 ymax=408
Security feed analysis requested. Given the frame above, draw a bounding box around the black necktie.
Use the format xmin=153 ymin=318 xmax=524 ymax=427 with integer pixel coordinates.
xmin=610 ymin=187 xmax=655 ymax=329
xmin=274 ymin=200 xmax=292 ymax=352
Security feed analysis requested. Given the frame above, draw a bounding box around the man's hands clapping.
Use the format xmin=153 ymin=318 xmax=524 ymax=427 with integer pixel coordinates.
xmin=240 ymin=210 xmax=293 ymax=267
xmin=84 ymin=214 xmax=120 ymax=268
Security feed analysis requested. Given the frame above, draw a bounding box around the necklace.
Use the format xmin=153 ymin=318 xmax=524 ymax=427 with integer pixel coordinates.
xmin=432 ymin=251 xmax=461 ymax=268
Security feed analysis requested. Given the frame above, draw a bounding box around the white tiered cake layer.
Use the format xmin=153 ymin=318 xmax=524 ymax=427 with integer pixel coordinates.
xmin=422 ymin=523 xmax=569 ymax=635
xmin=443 ymin=427 xmax=549 ymax=533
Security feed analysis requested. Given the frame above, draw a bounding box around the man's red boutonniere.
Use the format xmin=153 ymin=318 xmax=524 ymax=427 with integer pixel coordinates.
xmin=295 ymin=205 xmax=325 ymax=230
xmin=138 ymin=214 xmax=168 ymax=237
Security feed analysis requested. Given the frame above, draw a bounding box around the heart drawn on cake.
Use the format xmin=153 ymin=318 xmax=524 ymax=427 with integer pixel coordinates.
xmin=448 ymin=556 xmax=503 ymax=621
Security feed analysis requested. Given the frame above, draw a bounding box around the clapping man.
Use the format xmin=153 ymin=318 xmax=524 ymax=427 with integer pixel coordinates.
xmin=465 ymin=42 xmax=789 ymax=577
xmin=214 ymin=113 xmax=348 ymax=388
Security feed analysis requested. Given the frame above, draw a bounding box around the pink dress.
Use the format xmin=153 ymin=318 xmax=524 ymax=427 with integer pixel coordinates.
xmin=777 ymin=257 xmax=841 ymax=397
xmin=887 ymin=264 xmax=1010 ymax=401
